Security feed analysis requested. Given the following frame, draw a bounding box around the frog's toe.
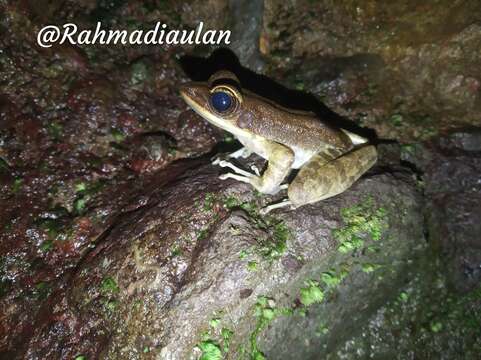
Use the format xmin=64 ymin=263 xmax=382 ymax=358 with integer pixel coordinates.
xmin=212 ymin=155 xmax=227 ymax=166
xmin=219 ymin=172 xmax=252 ymax=184
xmin=217 ymin=160 xmax=255 ymax=177
xmin=260 ymin=199 xmax=292 ymax=215
xmin=251 ymin=165 xmax=261 ymax=176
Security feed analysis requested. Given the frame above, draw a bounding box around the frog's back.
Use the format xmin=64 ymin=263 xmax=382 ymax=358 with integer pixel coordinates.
xmin=239 ymin=92 xmax=354 ymax=152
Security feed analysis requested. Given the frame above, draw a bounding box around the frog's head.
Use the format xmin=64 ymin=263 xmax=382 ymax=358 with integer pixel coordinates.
xmin=179 ymin=71 xmax=246 ymax=133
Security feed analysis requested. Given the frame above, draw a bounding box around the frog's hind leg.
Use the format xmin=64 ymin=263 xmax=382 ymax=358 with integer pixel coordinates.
xmin=288 ymin=145 xmax=377 ymax=208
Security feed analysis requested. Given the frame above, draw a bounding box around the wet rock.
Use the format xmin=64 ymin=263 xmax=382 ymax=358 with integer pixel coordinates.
xmin=261 ymin=1 xmax=481 ymax=142
xmin=0 ymin=0 xmax=479 ymax=358
xmin=181 ymin=0 xmax=230 ymax=31
xmin=19 ymin=158 xmax=424 ymax=359
xmin=425 ymin=130 xmax=481 ymax=293
xmin=175 ymin=109 xmax=222 ymax=156
xmin=129 ymin=57 xmax=155 ymax=90
xmin=128 ymin=132 xmax=179 ymax=173
xmin=326 ymin=256 xmax=481 ymax=359
xmin=438 ymin=128 xmax=481 ymax=153
xmin=227 ymin=0 xmax=265 ymax=72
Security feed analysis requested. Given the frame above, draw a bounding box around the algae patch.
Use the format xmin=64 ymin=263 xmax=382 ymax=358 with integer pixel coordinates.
xmin=195 ymin=313 xmax=234 ymax=360
xmin=223 ymin=196 xmax=291 ymax=264
xmin=333 ymin=197 xmax=387 ymax=253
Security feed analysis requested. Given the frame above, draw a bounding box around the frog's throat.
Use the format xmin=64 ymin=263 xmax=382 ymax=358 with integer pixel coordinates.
xmin=181 ymin=93 xmax=251 ymax=139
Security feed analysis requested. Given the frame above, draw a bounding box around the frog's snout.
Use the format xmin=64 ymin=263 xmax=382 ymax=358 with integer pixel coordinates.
xmin=178 ymin=84 xmax=191 ymax=99
xmin=179 ymin=83 xmax=210 ymax=109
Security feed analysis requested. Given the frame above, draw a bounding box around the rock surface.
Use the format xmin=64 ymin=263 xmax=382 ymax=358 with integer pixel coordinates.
xmin=424 ymin=130 xmax=481 ymax=293
xmin=17 ymin=155 xmax=424 ymax=359
xmin=260 ymin=1 xmax=481 ymax=142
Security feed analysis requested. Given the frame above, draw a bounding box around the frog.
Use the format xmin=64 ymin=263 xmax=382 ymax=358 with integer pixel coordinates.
xmin=179 ymin=70 xmax=377 ymax=213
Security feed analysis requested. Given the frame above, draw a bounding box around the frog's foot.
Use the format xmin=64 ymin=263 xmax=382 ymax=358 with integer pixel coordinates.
xmin=216 ymin=159 xmax=256 ymax=178
xmin=260 ymin=199 xmax=293 ymax=215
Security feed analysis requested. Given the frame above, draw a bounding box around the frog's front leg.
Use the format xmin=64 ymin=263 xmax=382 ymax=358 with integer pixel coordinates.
xmin=218 ymin=140 xmax=294 ymax=195
xmin=288 ymin=145 xmax=377 ymax=207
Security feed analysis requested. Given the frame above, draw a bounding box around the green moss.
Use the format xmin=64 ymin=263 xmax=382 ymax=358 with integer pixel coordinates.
xmin=198 ymin=340 xmax=222 ymax=360
xmin=209 ymin=318 xmax=221 ymax=328
xmin=47 ymin=122 xmax=63 ymax=140
xmin=300 ymin=280 xmax=325 ymax=306
xmin=111 ymin=128 xmax=125 ymax=143
xmin=337 ymin=235 xmax=364 ymax=253
xmin=33 ymin=281 xmax=51 ymax=301
xmin=75 ymin=182 xmax=87 ymax=193
xmin=254 ymin=218 xmax=290 ymax=262
xmin=245 ymin=296 xmax=295 ymax=359
xmin=73 ymin=179 xmax=107 ymax=215
xmin=203 ymin=193 xmax=216 ymax=211
xmin=321 ymin=270 xmax=346 ymax=288
xmin=223 ymin=196 xmax=240 ymax=209
xmin=74 ymin=198 xmax=87 ymax=213
xmin=334 ymin=197 xmax=388 ymax=254
xmin=316 ymin=323 xmax=329 ymax=336
xmin=361 ymin=262 xmax=381 ymax=273
xmin=0 ymin=157 xmax=9 ymax=173
xmin=196 ymin=316 xmax=234 ymax=359
xmin=224 ymin=196 xmax=290 ymax=262
xmin=100 ymin=277 xmax=119 ymax=294
xmin=429 ymin=320 xmax=443 ymax=333
xmin=12 ymin=177 xmax=23 ymax=194
xmin=247 ymin=261 xmax=258 ymax=271
xmin=249 ymin=296 xmax=276 ymax=359
xmin=398 ymin=291 xmax=409 ymax=302
xmin=130 ymin=61 xmax=149 ymax=86
xmin=170 ymin=245 xmax=182 ymax=257
xmin=221 ymin=327 xmax=234 ymax=353
xmin=39 ymin=240 xmax=54 ymax=252
xmin=104 ymin=299 xmax=118 ymax=312
xmin=390 ymin=114 xmax=403 ymax=127
xmin=38 ymin=218 xmax=63 ymax=239
xmin=197 ymin=229 xmax=208 ymax=241
xmin=74 ymin=356 xmax=86 ymax=360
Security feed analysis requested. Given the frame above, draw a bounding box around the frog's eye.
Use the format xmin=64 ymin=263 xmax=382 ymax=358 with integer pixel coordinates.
xmin=211 ymin=91 xmax=233 ymax=113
